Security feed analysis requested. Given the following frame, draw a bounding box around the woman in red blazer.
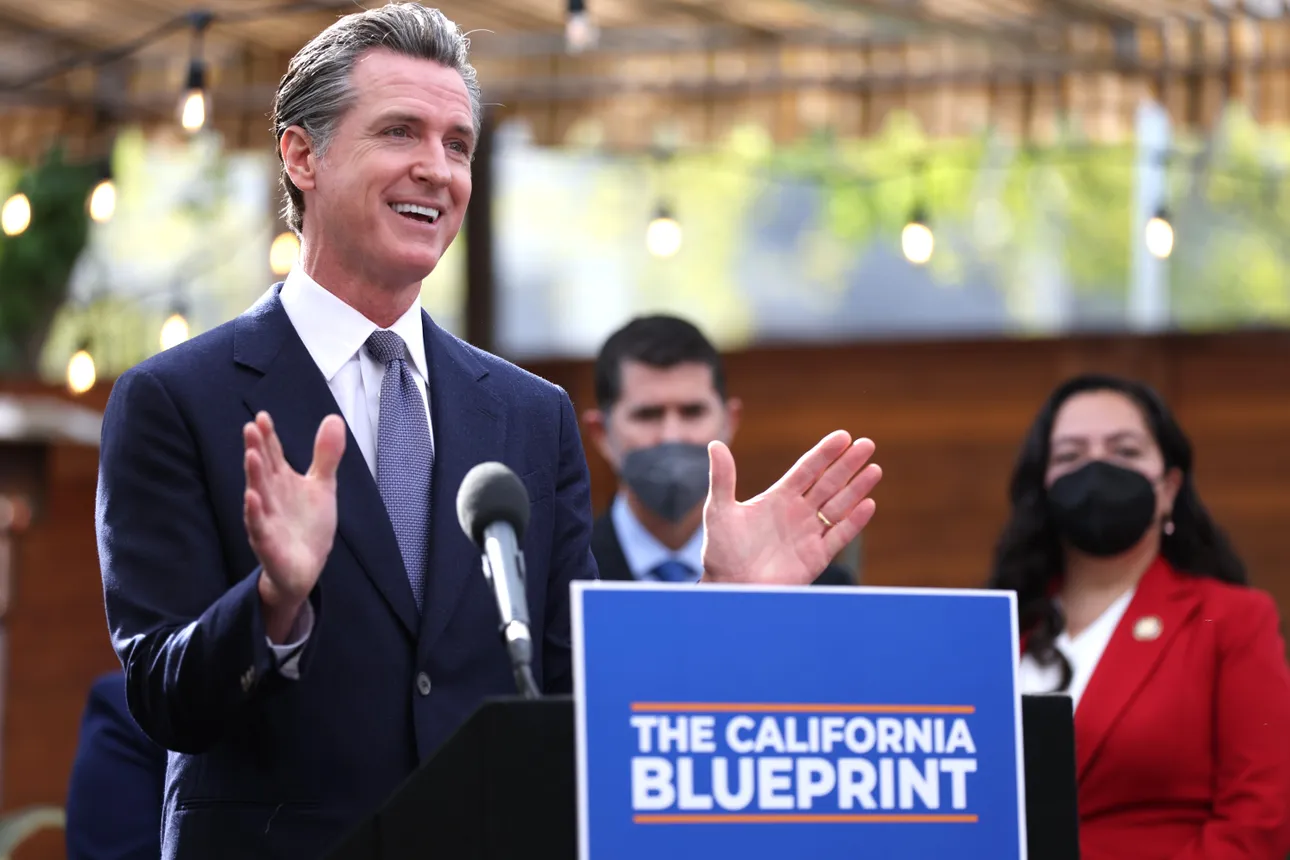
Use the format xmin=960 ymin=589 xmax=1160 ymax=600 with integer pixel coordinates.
xmin=988 ymin=372 xmax=1290 ymax=860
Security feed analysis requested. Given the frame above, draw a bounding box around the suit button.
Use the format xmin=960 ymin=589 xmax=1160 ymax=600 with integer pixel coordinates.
xmin=415 ymin=672 xmax=431 ymax=696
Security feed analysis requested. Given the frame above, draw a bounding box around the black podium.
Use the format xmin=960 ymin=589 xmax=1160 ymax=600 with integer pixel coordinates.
xmin=327 ymin=694 xmax=1079 ymax=860
xmin=1020 ymin=693 xmax=1082 ymax=860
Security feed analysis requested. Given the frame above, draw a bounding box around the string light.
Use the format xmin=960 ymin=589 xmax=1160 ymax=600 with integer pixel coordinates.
xmin=269 ymin=231 xmax=300 ymax=275
xmin=88 ymin=179 xmax=116 ymax=223
xmin=565 ymin=0 xmax=597 ymax=53
xmin=1145 ymin=207 xmax=1174 ymax=259
xmin=645 ymin=205 xmax=682 ymax=258
xmin=179 ymin=61 xmax=208 ymax=133
xmin=1 ymin=193 xmax=31 ymax=236
xmin=178 ymin=12 xmax=212 ymax=134
xmin=66 ymin=342 xmax=97 ymax=395
xmin=901 ymin=208 xmax=934 ymax=265
xmin=901 ymin=158 xmax=935 ymax=265
xmin=160 ymin=306 xmax=190 ymax=350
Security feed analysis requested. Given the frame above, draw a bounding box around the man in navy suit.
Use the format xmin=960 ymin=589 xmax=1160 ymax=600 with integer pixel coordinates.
xmin=95 ymin=6 xmax=883 ymax=859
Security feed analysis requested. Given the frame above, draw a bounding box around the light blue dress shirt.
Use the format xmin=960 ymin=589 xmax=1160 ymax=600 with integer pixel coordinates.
xmin=610 ymin=492 xmax=704 ymax=583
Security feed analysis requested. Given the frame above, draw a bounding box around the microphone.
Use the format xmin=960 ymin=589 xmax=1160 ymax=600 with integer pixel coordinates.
xmin=456 ymin=462 xmax=540 ymax=700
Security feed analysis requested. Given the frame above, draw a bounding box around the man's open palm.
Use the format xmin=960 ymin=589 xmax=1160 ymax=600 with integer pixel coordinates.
xmin=701 ymin=431 xmax=881 ymax=585
xmin=243 ymin=411 xmax=347 ymax=608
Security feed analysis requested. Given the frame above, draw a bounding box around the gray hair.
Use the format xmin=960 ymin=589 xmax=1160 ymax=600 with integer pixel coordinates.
xmin=271 ymin=2 xmax=482 ymax=234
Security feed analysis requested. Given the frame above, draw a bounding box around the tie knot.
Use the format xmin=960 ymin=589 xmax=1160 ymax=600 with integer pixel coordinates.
xmin=651 ymin=559 xmax=694 ymax=583
xmin=365 ymin=329 xmax=406 ymax=365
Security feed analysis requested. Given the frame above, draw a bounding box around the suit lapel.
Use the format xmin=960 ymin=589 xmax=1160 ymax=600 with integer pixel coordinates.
xmin=417 ymin=313 xmax=506 ymax=655
xmin=591 ymin=514 xmax=633 ymax=581
xmin=236 ymin=287 xmax=420 ymax=639
xmin=1074 ymin=557 xmax=1201 ymax=781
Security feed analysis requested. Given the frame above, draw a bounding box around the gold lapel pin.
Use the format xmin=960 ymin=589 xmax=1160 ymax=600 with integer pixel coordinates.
xmin=1133 ymin=615 xmax=1163 ymax=641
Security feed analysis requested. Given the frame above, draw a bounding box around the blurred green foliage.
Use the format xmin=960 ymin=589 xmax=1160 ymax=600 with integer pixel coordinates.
xmin=7 ymin=104 xmax=1290 ymax=383
xmin=754 ymin=105 xmax=1290 ymax=330
xmin=37 ymin=128 xmax=276 ymax=385
xmin=0 ymin=147 xmax=95 ymax=375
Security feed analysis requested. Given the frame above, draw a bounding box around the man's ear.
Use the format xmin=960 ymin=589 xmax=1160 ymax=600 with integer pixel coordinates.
xmin=723 ymin=396 xmax=743 ymax=445
xmin=280 ymin=126 xmax=318 ymax=192
xmin=582 ymin=408 xmax=617 ymax=469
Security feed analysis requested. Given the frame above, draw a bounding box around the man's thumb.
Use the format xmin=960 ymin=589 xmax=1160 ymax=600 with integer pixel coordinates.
xmin=707 ymin=440 xmax=737 ymax=506
xmin=310 ymin=414 xmax=347 ymax=480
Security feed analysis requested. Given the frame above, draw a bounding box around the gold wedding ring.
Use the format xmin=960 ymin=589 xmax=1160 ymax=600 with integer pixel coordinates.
xmin=816 ymin=510 xmax=834 ymax=528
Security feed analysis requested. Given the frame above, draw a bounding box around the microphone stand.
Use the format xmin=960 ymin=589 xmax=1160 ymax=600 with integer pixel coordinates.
xmin=501 ymin=620 xmax=541 ymax=701
xmin=480 ymin=528 xmax=542 ymax=701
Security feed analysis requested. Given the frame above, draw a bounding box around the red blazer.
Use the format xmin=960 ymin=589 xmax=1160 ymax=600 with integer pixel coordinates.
xmin=1024 ymin=556 xmax=1290 ymax=860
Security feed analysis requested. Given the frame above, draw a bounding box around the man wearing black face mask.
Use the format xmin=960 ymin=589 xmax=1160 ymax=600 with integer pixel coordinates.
xmin=582 ymin=315 xmax=853 ymax=586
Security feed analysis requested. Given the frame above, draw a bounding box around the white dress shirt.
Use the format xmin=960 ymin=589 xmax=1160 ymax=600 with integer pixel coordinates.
xmin=1018 ymin=586 xmax=1136 ymax=711
xmin=610 ymin=492 xmax=704 ymax=582
xmin=264 ymin=267 xmax=434 ymax=677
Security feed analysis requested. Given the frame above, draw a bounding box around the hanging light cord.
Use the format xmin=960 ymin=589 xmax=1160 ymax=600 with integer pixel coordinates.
xmin=0 ymin=1 xmax=358 ymax=93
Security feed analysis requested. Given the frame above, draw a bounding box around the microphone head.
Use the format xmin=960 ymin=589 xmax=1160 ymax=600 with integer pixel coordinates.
xmin=456 ymin=461 xmax=531 ymax=548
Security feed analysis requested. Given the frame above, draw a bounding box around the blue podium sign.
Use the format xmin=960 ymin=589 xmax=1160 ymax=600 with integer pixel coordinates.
xmin=571 ymin=582 xmax=1026 ymax=860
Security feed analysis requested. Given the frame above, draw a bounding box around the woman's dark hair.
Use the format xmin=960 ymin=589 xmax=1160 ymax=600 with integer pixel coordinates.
xmin=987 ymin=372 xmax=1246 ymax=690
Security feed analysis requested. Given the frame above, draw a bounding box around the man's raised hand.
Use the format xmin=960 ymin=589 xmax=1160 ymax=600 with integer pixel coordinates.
xmin=701 ymin=431 xmax=881 ymax=585
xmin=243 ymin=411 xmax=346 ymax=641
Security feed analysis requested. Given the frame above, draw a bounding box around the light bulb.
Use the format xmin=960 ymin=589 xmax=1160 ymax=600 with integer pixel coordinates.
xmin=180 ymin=89 xmax=206 ymax=132
xmin=269 ymin=231 xmax=300 ymax=275
xmin=2 ymin=193 xmax=31 ymax=236
xmin=67 ymin=348 xmax=96 ymax=395
xmin=646 ymin=214 xmax=682 ymax=258
xmin=901 ymin=220 xmax=934 ymax=265
xmin=88 ymin=179 xmax=116 ymax=222
xmin=160 ymin=313 xmax=190 ymax=350
xmin=178 ymin=58 xmax=208 ymax=132
xmin=565 ymin=11 xmax=597 ymax=52
xmin=1145 ymin=214 xmax=1174 ymax=259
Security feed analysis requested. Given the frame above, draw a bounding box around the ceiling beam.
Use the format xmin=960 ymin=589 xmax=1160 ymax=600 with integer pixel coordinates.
xmin=802 ymin=0 xmax=1056 ymax=50
xmin=456 ymin=0 xmax=565 ymax=33
xmin=0 ymin=4 xmax=98 ymax=54
xmin=120 ymin=0 xmax=283 ymax=55
xmin=0 ymin=0 xmax=368 ymax=93
xmin=646 ymin=0 xmax=784 ymax=43
xmin=467 ymin=22 xmax=923 ymax=57
xmin=8 ymin=41 xmax=1277 ymax=114
xmin=476 ymin=48 xmax=1290 ymax=100
xmin=1041 ymin=0 xmax=1140 ymax=25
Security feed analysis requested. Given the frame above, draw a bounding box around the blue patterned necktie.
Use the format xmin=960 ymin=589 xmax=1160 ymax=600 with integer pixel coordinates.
xmin=365 ymin=330 xmax=433 ymax=611
xmin=650 ymin=559 xmax=695 ymax=583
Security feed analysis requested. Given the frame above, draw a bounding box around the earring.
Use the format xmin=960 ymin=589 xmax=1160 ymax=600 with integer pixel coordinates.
xmin=1163 ymin=519 xmax=1175 ymax=536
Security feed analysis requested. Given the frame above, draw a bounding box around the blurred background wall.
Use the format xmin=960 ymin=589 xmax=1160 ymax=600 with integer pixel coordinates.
xmin=3 ymin=1 xmax=1290 ymax=856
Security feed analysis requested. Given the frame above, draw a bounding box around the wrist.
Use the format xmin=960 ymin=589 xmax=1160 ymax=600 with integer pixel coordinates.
xmin=258 ymin=571 xmax=307 ymax=644
xmin=697 ymin=562 xmax=729 ymax=584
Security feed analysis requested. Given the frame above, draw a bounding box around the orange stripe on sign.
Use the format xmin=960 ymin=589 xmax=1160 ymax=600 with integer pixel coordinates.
xmin=633 ymin=813 xmax=979 ymax=824
xmin=629 ymin=703 xmax=976 ymax=715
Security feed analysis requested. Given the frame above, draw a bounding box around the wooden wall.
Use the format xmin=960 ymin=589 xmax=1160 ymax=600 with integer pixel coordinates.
xmin=2 ymin=327 xmax=1289 ymax=858
xmin=0 ymin=380 xmax=115 ymax=860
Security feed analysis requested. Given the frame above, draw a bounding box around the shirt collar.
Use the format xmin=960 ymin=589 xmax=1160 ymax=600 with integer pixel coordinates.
xmin=280 ymin=267 xmax=430 ymax=382
xmin=610 ymin=491 xmax=704 ymax=579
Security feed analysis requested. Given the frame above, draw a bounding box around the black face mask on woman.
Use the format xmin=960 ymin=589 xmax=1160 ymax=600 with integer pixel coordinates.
xmin=1046 ymin=460 xmax=1159 ymax=557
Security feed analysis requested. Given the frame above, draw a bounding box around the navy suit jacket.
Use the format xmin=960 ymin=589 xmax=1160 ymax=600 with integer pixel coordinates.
xmin=96 ymin=285 xmax=597 ymax=859
xmin=66 ymin=671 xmax=166 ymax=860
